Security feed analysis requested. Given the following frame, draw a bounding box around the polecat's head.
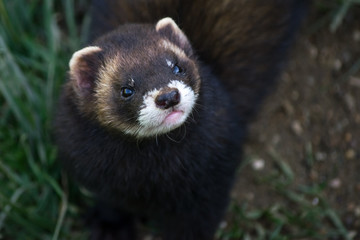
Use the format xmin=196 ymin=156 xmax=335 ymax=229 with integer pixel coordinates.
xmin=68 ymin=18 xmax=201 ymax=138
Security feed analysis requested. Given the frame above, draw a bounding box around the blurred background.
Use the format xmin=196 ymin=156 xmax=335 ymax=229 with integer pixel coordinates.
xmin=0 ymin=0 xmax=359 ymax=239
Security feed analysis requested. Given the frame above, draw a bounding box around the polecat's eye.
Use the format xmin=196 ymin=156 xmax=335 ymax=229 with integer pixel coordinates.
xmin=121 ymin=87 xmax=134 ymax=98
xmin=172 ymin=64 xmax=183 ymax=75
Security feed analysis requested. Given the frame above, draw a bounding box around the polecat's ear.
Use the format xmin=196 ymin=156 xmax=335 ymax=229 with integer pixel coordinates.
xmin=156 ymin=17 xmax=193 ymax=56
xmin=69 ymin=46 xmax=102 ymax=95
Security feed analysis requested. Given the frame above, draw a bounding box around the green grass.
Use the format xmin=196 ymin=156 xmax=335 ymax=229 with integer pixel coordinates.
xmin=314 ymin=0 xmax=360 ymax=32
xmin=0 ymin=0 xmax=358 ymax=239
xmin=0 ymin=0 xmax=88 ymax=239
xmin=216 ymin=149 xmax=353 ymax=240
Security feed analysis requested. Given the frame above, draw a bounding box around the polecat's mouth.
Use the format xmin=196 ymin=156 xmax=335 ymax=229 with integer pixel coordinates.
xmin=162 ymin=110 xmax=184 ymax=125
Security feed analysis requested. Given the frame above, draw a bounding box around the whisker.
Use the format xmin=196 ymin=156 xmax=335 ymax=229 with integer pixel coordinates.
xmin=166 ymin=132 xmax=180 ymax=143
xmin=180 ymin=124 xmax=187 ymax=141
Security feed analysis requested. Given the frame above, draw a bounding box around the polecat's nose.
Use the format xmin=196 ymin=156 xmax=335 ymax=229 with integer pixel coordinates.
xmin=155 ymin=88 xmax=180 ymax=109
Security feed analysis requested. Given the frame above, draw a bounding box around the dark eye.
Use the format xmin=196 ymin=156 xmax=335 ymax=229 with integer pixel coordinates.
xmin=172 ymin=64 xmax=183 ymax=75
xmin=121 ymin=87 xmax=134 ymax=98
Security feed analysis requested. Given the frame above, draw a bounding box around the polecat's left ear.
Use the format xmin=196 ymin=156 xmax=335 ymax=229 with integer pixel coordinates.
xmin=156 ymin=17 xmax=193 ymax=56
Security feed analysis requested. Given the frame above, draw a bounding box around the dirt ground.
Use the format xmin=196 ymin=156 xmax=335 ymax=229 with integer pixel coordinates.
xmin=232 ymin=8 xmax=360 ymax=235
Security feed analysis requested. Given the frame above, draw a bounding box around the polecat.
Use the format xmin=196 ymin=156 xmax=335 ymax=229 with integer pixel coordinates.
xmin=55 ymin=1 xmax=308 ymax=239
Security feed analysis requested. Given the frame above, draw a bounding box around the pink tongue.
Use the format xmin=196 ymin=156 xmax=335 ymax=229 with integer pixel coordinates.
xmin=163 ymin=111 xmax=183 ymax=124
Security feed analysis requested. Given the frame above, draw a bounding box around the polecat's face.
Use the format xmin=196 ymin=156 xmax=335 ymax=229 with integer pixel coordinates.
xmin=68 ymin=18 xmax=201 ymax=138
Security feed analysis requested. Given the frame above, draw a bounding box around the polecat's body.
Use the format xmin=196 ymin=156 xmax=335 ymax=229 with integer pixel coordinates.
xmin=55 ymin=1 xmax=308 ymax=239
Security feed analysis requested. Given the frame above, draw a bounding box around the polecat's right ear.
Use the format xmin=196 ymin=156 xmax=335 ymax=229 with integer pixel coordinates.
xmin=69 ymin=46 xmax=102 ymax=95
